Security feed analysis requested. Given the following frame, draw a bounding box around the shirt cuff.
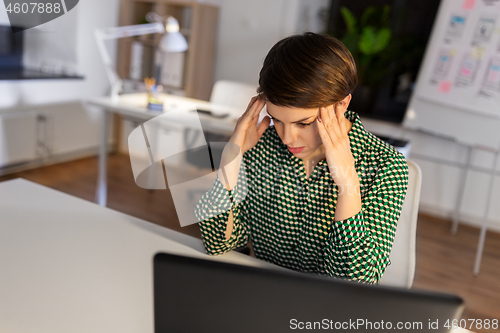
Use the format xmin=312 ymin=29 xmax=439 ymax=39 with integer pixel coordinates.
xmin=194 ymin=165 xmax=248 ymax=223
xmin=330 ymin=211 xmax=366 ymax=244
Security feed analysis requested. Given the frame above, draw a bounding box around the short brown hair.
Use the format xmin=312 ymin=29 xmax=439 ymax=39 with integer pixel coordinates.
xmin=257 ymin=32 xmax=357 ymax=108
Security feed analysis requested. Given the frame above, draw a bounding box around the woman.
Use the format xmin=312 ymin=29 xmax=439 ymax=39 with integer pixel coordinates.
xmin=195 ymin=32 xmax=408 ymax=284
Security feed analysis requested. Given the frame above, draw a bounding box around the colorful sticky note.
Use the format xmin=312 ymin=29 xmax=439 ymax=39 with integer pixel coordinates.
xmin=487 ymin=63 xmax=500 ymax=83
xmin=463 ymin=0 xmax=476 ymax=10
xmin=472 ymin=47 xmax=485 ymax=59
xmin=439 ymin=81 xmax=452 ymax=93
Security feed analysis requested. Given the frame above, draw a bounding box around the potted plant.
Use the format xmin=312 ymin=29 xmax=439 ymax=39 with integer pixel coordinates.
xmin=335 ymin=5 xmax=393 ymax=114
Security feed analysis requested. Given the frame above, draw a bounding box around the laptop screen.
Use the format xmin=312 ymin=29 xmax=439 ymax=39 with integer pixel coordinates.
xmin=153 ymin=253 xmax=463 ymax=332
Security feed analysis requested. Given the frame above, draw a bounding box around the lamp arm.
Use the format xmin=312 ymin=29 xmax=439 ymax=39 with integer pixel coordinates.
xmin=96 ymin=22 xmax=165 ymax=40
xmin=94 ymin=22 xmax=165 ymax=99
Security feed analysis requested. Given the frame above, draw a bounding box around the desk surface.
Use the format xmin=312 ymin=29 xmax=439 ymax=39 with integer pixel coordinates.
xmin=0 ymin=179 xmax=276 ymax=333
xmin=87 ymin=92 xmax=241 ymax=134
xmin=0 ymin=179 xmax=474 ymax=333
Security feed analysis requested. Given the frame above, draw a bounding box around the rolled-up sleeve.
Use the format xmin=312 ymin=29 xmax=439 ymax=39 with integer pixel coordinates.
xmin=195 ymin=161 xmax=249 ymax=255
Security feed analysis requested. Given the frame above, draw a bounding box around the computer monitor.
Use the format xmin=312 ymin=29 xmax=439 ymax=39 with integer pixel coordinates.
xmin=0 ymin=25 xmax=23 ymax=68
xmin=154 ymin=253 xmax=464 ymax=332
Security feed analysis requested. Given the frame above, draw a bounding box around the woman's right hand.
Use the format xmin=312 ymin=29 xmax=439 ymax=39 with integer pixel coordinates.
xmin=229 ymin=96 xmax=271 ymax=154
xmin=218 ymin=97 xmax=269 ymax=190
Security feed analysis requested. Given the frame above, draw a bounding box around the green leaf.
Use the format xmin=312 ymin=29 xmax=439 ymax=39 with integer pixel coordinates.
xmin=373 ymin=28 xmax=391 ymax=53
xmin=360 ymin=6 xmax=376 ymax=28
xmin=337 ymin=4 xmax=394 ymax=86
xmin=340 ymin=7 xmax=357 ymax=34
xmin=359 ymin=27 xmax=391 ymax=55
xmin=359 ymin=27 xmax=376 ymax=55
xmin=380 ymin=5 xmax=391 ymax=27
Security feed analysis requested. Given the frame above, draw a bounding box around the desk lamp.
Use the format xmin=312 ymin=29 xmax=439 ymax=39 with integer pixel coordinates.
xmin=94 ymin=12 xmax=188 ymax=100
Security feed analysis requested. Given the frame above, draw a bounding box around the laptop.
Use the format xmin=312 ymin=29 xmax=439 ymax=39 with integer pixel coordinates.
xmin=153 ymin=253 xmax=464 ymax=333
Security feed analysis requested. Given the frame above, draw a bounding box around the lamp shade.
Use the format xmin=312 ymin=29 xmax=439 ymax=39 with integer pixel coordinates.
xmin=158 ymin=16 xmax=188 ymax=53
xmin=159 ymin=32 xmax=188 ymax=52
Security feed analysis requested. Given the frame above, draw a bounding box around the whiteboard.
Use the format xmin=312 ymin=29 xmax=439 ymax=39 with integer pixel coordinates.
xmin=404 ymin=0 xmax=500 ymax=149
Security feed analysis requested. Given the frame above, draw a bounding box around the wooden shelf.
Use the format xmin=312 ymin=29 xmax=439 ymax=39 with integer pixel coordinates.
xmin=117 ymin=0 xmax=218 ymax=100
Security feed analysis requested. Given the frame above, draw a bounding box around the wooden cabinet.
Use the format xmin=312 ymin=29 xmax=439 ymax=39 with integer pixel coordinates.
xmin=117 ymin=0 xmax=218 ymax=100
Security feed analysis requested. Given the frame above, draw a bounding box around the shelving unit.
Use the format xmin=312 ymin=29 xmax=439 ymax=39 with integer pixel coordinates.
xmin=116 ymin=0 xmax=219 ymax=101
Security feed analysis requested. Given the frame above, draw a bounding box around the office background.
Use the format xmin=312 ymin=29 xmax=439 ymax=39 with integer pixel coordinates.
xmin=0 ymin=0 xmax=499 ymax=330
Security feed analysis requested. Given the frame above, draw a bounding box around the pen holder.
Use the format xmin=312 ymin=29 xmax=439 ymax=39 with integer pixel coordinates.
xmin=148 ymin=82 xmax=163 ymax=111
xmin=148 ymin=92 xmax=163 ymax=111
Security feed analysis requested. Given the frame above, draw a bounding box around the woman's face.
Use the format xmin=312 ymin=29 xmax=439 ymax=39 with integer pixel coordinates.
xmin=266 ymin=102 xmax=323 ymax=161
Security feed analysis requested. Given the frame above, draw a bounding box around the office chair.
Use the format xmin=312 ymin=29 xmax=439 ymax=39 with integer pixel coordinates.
xmin=379 ymin=159 xmax=422 ymax=288
xmin=209 ymin=80 xmax=258 ymax=114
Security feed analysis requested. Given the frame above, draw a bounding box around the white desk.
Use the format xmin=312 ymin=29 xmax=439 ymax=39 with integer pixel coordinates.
xmin=0 ymin=179 xmax=474 ymax=333
xmin=0 ymin=179 xmax=277 ymax=333
xmin=86 ymin=93 xmax=241 ymax=207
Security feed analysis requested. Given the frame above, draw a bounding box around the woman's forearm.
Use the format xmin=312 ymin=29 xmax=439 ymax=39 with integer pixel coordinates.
xmin=334 ymin=176 xmax=362 ymax=222
xmin=217 ymin=141 xmax=244 ymax=190
xmin=216 ymin=143 xmax=244 ymax=240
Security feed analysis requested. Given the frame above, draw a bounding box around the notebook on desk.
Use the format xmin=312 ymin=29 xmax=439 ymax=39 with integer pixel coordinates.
xmin=153 ymin=253 xmax=464 ymax=333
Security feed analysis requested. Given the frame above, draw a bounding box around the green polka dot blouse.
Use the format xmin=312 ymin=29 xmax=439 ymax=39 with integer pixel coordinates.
xmin=195 ymin=110 xmax=408 ymax=284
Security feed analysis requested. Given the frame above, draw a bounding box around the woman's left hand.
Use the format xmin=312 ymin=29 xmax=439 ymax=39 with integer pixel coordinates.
xmin=316 ymin=104 xmax=357 ymax=186
xmin=317 ymin=103 xmax=362 ymax=221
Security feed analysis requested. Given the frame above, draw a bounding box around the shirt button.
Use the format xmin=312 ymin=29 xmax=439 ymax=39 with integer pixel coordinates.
xmin=290 ymin=244 xmax=296 ymax=250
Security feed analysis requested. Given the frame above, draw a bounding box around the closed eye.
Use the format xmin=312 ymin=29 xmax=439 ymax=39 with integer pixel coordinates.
xmin=268 ymin=116 xmax=314 ymax=128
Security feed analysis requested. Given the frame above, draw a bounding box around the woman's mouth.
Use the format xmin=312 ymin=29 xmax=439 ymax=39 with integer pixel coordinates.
xmin=288 ymin=146 xmax=305 ymax=154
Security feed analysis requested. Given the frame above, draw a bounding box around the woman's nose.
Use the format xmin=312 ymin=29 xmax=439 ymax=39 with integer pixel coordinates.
xmin=281 ymin=125 xmax=297 ymax=146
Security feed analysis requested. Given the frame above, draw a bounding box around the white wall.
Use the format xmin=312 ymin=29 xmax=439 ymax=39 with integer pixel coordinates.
xmin=208 ymin=0 xmax=329 ymax=86
xmin=0 ymin=0 xmax=120 ymax=106
xmin=0 ymin=0 xmax=120 ymax=159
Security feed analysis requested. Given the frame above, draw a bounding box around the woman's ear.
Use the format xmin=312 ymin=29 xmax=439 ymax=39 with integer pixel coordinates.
xmin=339 ymin=94 xmax=352 ymax=113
